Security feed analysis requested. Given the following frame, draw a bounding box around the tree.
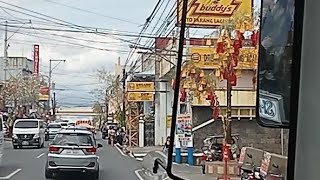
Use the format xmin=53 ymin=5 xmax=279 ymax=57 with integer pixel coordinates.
xmin=0 ymin=75 xmax=42 ymax=113
xmin=217 ymin=11 xmax=256 ymax=144
xmin=92 ymin=68 xmax=123 ymax=124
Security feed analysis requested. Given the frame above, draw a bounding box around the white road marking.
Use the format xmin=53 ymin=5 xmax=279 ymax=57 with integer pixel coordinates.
xmin=136 ymin=158 xmax=143 ymax=161
xmin=114 ymin=145 xmax=128 ymax=157
xmin=134 ymin=169 xmax=144 ymax=180
xmin=36 ymin=153 xmax=45 ymax=158
xmin=129 ymin=153 xmax=135 ymax=158
xmin=0 ymin=168 xmax=22 ymax=180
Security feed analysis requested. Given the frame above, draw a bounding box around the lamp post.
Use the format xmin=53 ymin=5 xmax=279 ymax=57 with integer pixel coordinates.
xmin=48 ymin=59 xmax=66 ymax=111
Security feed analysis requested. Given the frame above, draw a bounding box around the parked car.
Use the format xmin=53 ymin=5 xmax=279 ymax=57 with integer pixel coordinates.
xmin=45 ymin=129 xmax=103 ymax=179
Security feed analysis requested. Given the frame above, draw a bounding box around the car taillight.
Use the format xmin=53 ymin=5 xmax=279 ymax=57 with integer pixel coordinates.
xmin=86 ymin=147 xmax=97 ymax=154
xmin=49 ymin=146 xmax=60 ymax=152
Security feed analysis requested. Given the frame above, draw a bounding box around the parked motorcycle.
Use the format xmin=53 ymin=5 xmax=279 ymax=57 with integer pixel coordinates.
xmin=240 ymin=154 xmax=262 ymax=180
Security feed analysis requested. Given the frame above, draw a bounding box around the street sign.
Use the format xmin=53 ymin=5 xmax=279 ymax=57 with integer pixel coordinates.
xmin=127 ymin=92 xmax=154 ymax=102
xmin=127 ymin=82 xmax=154 ymax=92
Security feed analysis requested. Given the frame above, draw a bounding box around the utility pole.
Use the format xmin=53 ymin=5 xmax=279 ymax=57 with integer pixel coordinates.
xmin=122 ymin=68 xmax=126 ymax=125
xmin=52 ymin=92 xmax=56 ymax=120
xmin=3 ymin=21 xmax=8 ymax=81
xmin=48 ymin=59 xmax=66 ymax=111
xmin=105 ymin=89 xmax=109 ymax=122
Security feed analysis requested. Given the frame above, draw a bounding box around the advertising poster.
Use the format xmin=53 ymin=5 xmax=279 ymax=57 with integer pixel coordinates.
xmin=176 ymin=115 xmax=192 ymax=144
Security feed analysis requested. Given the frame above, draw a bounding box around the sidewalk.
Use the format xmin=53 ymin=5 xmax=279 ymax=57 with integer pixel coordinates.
xmin=137 ymin=150 xmax=219 ymax=180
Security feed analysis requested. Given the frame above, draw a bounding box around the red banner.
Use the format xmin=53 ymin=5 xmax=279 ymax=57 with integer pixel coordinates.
xmin=33 ymin=45 xmax=40 ymax=75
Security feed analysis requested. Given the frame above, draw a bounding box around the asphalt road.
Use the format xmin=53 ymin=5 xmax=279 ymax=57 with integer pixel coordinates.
xmin=0 ymin=134 xmax=142 ymax=180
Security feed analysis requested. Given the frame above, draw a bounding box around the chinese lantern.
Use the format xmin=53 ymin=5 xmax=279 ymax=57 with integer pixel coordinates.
xmin=199 ymin=70 xmax=205 ymax=78
xmin=230 ymin=73 xmax=237 ymax=86
xmin=233 ymin=54 xmax=238 ymax=67
xmin=180 ymin=89 xmax=186 ymax=102
xmin=223 ymin=67 xmax=228 ymax=80
xmin=213 ymin=106 xmax=220 ymax=120
xmin=216 ymin=37 xmax=225 ymax=54
xmin=251 ymin=30 xmax=259 ymax=48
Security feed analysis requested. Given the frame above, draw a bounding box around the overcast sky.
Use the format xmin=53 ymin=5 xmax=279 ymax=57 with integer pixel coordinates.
xmin=0 ymin=0 xmax=260 ymax=107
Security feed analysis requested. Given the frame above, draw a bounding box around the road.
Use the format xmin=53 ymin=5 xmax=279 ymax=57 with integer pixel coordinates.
xmin=0 ymin=134 xmax=142 ymax=180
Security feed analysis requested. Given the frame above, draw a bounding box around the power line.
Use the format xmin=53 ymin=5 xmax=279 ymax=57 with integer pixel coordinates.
xmin=0 ymin=27 xmax=130 ymax=53
xmin=42 ymin=0 xmax=141 ymax=26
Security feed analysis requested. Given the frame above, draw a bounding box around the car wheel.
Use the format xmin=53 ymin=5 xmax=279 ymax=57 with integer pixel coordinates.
xmin=45 ymin=168 xmax=54 ymax=179
xmin=13 ymin=145 xmax=17 ymax=149
xmin=45 ymin=135 xmax=49 ymax=141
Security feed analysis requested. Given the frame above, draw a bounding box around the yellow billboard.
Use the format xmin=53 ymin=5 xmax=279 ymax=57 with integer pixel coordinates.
xmin=127 ymin=82 xmax=155 ymax=92
xmin=127 ymin=92 xmax=154 ymax=102
xmin=190 ymin=47 xmax=220 ymax=69
xmin=238 ymin=48 xmax=258 ymax=69
xmin=177 ymin=0 xmax=252 ymax=27
xmin=38 ymin=94 xmax=49 ymax=101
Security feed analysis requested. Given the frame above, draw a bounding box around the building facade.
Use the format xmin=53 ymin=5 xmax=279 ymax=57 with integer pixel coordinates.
xmin=0 ymin=57 xmax=34 ymax=81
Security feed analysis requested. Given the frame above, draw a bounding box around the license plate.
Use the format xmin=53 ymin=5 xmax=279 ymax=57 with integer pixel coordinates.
xmin=22 ymin=141 xmax=29 ymax=145
xmin=63 ymin=149 xmax=82 ymax=155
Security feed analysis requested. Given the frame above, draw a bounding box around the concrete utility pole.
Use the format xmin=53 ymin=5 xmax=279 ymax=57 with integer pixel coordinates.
xmin=122 ymin=68 xmax=126 ymax=124
xmin=48 ymin=59 xmax=66 ymax=111
xmin=3 ymin=21 xmax=8 ymax=81
xmin=52 ymin=92 xmax=56 ymax=120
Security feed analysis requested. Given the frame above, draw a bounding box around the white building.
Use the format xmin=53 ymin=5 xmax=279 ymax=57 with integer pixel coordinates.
xmin=0 ymin=57 xmax=34 ymax=81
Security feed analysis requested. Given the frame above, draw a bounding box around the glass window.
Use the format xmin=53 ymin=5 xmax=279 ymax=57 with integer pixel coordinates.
xmin=258 ymin=0 xmax=295 ymax=126
xmin=53 ymin=133 xmax=94 ymax=146
xmin=48 ymin=124 xmax=61 ymax=128
xmin=14 ymin=121 xmax=38 ymax=128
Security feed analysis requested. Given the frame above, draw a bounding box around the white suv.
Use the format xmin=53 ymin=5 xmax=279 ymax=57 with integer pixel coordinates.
xmin=45 ymin=129 xmax=102 ymax=179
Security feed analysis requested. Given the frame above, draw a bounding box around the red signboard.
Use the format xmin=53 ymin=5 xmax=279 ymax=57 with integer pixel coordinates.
xmin=33 ymin=45 xmax=40 ymax=75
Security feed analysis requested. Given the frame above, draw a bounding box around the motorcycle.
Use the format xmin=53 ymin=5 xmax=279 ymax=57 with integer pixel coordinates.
xmin=240 ymin=154 xmax=262 ymax=180
xmin=108 ymin=129 xmax=116 ymax=146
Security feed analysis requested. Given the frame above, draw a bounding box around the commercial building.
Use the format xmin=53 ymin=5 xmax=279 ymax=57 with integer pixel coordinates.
xmin=0 ymin=57 xmax=34 ymax=81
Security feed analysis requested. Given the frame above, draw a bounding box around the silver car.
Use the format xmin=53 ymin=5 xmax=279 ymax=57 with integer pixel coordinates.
xmin=45 ymin=129 xmax=103 ymax=179
xmin=46 ymin=123 xmax=62 ymax=140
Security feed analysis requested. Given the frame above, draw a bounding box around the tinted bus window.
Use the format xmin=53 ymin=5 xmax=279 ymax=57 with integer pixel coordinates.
xmin=257 ymin=0 xmax=295 ymax=127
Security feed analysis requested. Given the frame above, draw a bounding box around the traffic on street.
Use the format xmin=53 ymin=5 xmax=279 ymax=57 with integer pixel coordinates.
xmin=0 ymin=131 xmax=141 ymax=180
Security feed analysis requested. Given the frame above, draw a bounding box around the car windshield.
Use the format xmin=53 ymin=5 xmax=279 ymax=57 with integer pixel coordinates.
xmin=14 ymin=121 xmax=38 ymax=128
xmin=48 ymin=124 xmax=61 ymax=128
xmin=60 ymin=123 xmax=68 ymax=127
xmin=52 ymin=133 xmax=94 ymax=146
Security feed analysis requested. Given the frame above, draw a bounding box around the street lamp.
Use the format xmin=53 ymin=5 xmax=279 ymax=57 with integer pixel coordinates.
xmin=48 ymin=59 xmax=66 ymax=110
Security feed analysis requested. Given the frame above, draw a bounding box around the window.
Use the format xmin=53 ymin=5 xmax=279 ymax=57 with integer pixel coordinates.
xmin=48 ymin=124 xmax=61 ymax=128
xmin=14 ymin=121 xmax=38 ymax=128
xmin=257 ymin=0 xmax=295 ymax=126
xmin=53 ymin=133 xmax=94 ymax=146
xmin=39 ymin=121 xmax=44 ymax=128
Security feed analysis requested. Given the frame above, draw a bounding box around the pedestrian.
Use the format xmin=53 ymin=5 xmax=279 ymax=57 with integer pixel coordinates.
xmin=162 ymin=136 xmax=170 ymax=154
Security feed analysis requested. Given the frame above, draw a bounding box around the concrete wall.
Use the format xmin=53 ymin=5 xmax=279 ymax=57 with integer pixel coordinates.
xmin=192 ymin=106 xmax=289 ymax=156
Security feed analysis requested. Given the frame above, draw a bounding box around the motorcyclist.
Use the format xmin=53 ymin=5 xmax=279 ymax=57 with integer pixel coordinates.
xmin=108 ymin=126 xmax=116 ymax=145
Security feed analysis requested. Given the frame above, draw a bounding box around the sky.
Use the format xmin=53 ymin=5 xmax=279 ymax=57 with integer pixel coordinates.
xmin=0 ymin=0 xmax=260 ymax=108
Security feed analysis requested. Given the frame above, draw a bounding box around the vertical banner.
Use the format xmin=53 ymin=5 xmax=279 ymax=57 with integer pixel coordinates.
xmin=33 ymin=44 xmax=40 ymax=75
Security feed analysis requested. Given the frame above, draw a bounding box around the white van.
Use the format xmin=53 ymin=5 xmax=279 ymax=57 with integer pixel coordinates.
xmin=12 ymin=119 xmax=45 ymax=149
xmin=0 ymin=115 xmax=4 ymax=165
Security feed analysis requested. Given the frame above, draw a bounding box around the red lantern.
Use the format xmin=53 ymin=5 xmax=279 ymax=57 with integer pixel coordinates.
xmin=251 ymin=30 xmax=259 ymax=47
xmin=230 ymin=73 xmax=237 ymax=86
xmin=233 ymin=54 xmax=238 ymax=67
xmin=206 ymin=91 xmax=212 ymax=100
xmin=223 ymin=67 xmax=228 ymax=79
xmin=213 ymin=106 xmax=220 ymax=120
xmin=216 ymin=42 xmax=225 ymax=53
xmin=180 ymin=89 xmax=186 ymax=102
xmin=233 ymin=39 xmax=242 ymax=56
